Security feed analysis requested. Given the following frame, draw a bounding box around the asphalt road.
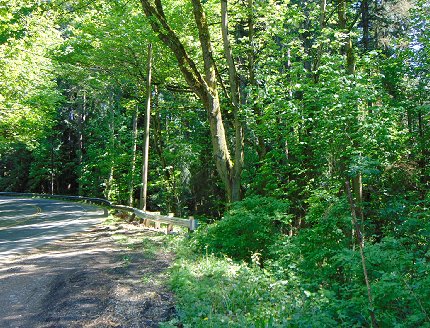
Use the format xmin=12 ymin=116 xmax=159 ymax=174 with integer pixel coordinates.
xmin=0 ymin=196 xmax=107 ymax=258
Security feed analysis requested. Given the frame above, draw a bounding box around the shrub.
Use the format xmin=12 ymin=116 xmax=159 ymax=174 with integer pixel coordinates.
xmin=194 ymin=196 xmax=291 ymax=263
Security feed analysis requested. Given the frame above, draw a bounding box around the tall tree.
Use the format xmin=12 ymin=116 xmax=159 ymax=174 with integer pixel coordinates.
xmin=139 ymin=0 xmax=244 ymax=202
xmin=140 ymin=43 xmax=153 ymax=211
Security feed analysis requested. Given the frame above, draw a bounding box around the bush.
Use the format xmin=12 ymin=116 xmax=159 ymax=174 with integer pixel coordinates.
xmin=269 ymin=192 xmax=352 ymax=285
xmin=194 ymin=196 xmax=291 ymax=263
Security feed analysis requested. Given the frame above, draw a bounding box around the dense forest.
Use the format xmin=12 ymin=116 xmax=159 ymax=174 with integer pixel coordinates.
xmin=1 ymin=0 xmax=429 ymax=326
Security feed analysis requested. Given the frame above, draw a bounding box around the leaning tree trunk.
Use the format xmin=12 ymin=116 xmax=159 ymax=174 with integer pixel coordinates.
xmin=139 ymin=0 xmax=243 ymax=202
xmin=346 ymin=180 xmax=378 ymax=328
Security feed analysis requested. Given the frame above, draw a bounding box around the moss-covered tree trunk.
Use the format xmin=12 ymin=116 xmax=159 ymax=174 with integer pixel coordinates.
xmin=139 ymin=0 xmax=243 ymax=202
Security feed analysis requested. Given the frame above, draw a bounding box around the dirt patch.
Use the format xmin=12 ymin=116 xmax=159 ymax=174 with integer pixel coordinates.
xmin=0 ymin=222 xmax=176 ymax=328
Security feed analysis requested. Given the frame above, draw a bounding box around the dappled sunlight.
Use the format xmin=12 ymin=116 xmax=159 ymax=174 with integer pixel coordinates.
xmin=0 ymin=215 xmax=175 ymax=327
xmin=0 ymin=225 xmax=123 ymax=327
xmin=0 ymin=243 xmax=120 ymax=276
xmin=0 ymin=202 xmax=176 ymax=326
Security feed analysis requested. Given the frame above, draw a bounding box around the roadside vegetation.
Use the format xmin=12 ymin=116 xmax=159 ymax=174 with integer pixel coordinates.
xmin=158 ymin=194 xmax=430 ymax=327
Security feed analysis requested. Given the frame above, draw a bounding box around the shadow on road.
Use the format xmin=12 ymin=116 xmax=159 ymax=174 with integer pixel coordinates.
xmin=0 ymin=197 xmax=107 ymax=257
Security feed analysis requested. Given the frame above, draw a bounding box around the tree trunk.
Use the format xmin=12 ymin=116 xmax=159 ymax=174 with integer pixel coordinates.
xmin=78 ymin=91 xmax=86 ymax=195
xmin=311 ymin=0 xmax=327 ymax=80
xmin=221 ymin=0 xmax=244 ymax=201
xmin=128 ymin=104 xmax=139 ymax=207
xmin=361 ymin=0 xmax=370 ymax=51
xmin=152 ymin=85 xmax=169 ymax=181
xmin=346 ymin=180 xmax=378 ymax=327
xmin=417 ymin=107 xmax=428 ymax=192
xmin=247 ymin=0 xmax=266 ymax=161
xmin=337 ymin=0 xmax=355 ymax=74
xmin=140 ymin=43 xmax=153 ymax=211
xmin=50 ymin=141 xmax=54 ymax=195
xmin=338 ymin=0 xmax=361 ymax=209
xmin=105 ymin=98 xmax=116 ymax=200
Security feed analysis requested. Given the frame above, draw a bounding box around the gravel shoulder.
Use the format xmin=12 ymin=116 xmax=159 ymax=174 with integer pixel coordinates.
xmin=0 ymin=220 xmax=176 ymax=328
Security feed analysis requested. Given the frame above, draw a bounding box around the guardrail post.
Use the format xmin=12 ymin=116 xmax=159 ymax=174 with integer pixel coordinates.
xmin=166 ymin=213 xmax=174 ymax=234
xmin=189 ymin=216 xmax=198 ymax=231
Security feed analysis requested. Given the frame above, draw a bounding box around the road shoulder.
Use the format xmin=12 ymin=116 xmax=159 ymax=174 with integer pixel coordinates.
xmin=0 ymin=220 xmax=176 ymax=328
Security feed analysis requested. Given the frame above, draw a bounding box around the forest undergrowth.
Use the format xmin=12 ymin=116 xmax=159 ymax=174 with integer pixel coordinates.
xmin=161 ymin=195 xmax=430 ymax=328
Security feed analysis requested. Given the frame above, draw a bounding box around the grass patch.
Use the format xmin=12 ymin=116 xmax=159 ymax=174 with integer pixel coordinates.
xmin=102 ymin=213 xmax=123 ymax=226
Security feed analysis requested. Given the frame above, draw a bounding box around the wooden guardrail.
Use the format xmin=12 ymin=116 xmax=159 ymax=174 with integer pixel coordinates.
xmin=134 ymin=209 xmax=197 ymax=233
xmin=0 ymin=192 xmax=198 ymax=233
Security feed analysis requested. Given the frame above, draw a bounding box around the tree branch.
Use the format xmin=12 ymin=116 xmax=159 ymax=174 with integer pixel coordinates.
xmin=139 ymin=0 xmax=207 ymax=99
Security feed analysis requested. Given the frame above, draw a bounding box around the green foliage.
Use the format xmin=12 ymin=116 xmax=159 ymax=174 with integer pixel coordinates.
xmin=167 ymin=243 xmax=336 ymax=328
xmin=165 ymin=191 xmax=430 ymax=327
xmin=267 ymin=193 xmax=430 ymax=327
xmin=194 ymin=196 xmax=290 ymax=262
xmin=0 ymin=4 xmax=63 ymax=148
xmin=270 ymin=192 xmax=352 ymax=285
xmin=140 ymin=189 xmax=418 ymax=327
xmin=327 ymin=234 xmax=430 ymax=327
